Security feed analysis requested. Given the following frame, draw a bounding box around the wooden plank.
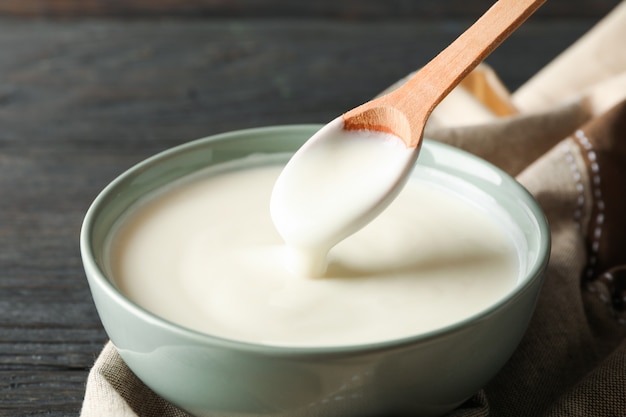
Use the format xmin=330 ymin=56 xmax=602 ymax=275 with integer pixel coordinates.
xmin=0 ymin=0 xmax=619 ymax=18
xmin=0 ymin=370 xmax=89 ymax=416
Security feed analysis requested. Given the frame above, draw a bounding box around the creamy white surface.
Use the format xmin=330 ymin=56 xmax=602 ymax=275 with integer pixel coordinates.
xmin=109 ymin=162 xmax=520 ymax=347
xmin=270 ymin=117 xmax=417 ymax=276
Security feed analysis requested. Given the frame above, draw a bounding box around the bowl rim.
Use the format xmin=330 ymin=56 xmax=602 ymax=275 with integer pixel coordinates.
xmin=80 ymin=124 xmax=551 ymax=357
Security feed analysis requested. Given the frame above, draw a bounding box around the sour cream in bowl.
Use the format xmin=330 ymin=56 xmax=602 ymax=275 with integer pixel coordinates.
xmin=81 ymin=125 xmax=549 ymax=417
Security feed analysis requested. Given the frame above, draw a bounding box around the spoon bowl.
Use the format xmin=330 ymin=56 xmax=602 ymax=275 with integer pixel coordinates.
xmin=270 ymin=116 xmax=418 ymax=276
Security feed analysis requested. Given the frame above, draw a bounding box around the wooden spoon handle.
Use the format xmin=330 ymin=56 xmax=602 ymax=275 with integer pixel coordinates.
xmin=405 ymin=0 xmax=546 ymax=118
xmin=344 ymin=0 xmax=546 ymax=147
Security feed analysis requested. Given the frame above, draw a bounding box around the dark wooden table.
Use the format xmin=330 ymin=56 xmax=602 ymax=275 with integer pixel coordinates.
xmin=0 ymin=1 xmax=619 ymax=415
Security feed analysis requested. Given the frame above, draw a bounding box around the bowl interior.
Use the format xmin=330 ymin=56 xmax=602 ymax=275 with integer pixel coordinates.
xmin=81 ymin=124 xmax=550 ymax=351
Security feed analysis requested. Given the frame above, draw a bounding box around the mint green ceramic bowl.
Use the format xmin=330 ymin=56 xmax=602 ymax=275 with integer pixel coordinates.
xmin=81 ymin=125 xmax=550 ymax=417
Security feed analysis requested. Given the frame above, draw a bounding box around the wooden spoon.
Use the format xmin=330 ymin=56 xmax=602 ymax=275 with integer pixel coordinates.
xmin=271 ymin=0 xmax=545 ymax=276
xmin=343 ymin=0 xmax=546 ymax=148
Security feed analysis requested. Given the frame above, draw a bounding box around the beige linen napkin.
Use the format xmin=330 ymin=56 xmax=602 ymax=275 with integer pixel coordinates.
xmin=82 ymin=3 xmax=626 ymax=416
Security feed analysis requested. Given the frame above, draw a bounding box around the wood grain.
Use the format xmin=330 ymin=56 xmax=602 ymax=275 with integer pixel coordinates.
xmin=0 ymin=0 xmax=620 ymax=18
xmin=0 ymin=12 xmax=604 ymax=416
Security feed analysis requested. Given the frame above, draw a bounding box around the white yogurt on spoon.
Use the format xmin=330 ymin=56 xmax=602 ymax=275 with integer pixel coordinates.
xmin=270 ymin=117 xmax=417 ymax=277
